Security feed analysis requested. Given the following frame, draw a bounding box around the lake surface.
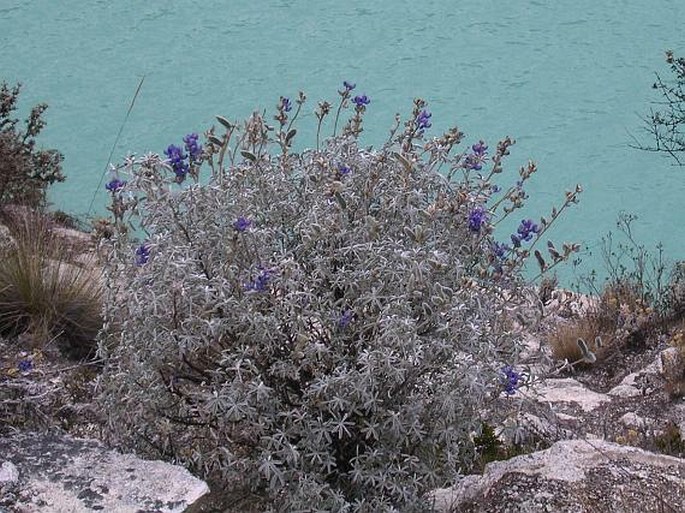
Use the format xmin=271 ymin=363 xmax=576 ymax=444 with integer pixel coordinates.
xmin=1 ymin=0 xmax=684 ymax=285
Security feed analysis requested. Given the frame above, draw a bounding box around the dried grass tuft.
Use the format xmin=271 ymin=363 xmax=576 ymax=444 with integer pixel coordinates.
xmin=0 ymin=210 xmax=102 ymax=358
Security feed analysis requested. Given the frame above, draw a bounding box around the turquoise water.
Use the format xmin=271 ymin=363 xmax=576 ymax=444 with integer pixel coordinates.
xmin=1 ymin=1 xmax=684 ymax=284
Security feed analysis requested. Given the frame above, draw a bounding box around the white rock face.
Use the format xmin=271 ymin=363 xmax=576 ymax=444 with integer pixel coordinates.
xmin=430 ymin=439 xmax=685 ymax=513
xmin=0 ymin=461 xmax=19 ymax=484
xmin=533 ymin=378 xmax=611 ymax=412
xmin=620 ymin=411 xmax=648 ymax=429
xmin=0 ymin=432 xmax=209 ymax=513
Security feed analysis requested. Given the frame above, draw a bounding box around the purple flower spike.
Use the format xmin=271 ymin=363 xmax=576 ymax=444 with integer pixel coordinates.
xmin=245 ymin=268 xmax=272 ymax=292
xmin=343 ymin=81 xmax=356 ymax=92
xmin=472 ymin=141 xmax=488 ymax=155
xmin=353 ymin=95 xmax=370 ymax=107
xmin=105 ymin=178 xmax=126 ymax=192
xmin=233 ymin=216 xmax=251 ymax=232
xmin=18 ymin=359 xmax=32 ymax=372
xmin=416 ymin=109 xmax=432 ymax=130
xmin=281 ymin=97 xmax=292 ymax=112
xmin=468 ymin=206 xmax=488 ymax=233
xmin=338 ymin=309 xmax=354 ymax=329
xmin=501 ymin=365 xmax=522 ymax=395
xmin=135 ymin=243 xmax=150 ymax=266
xmin=464 ymin=140 xmax=489 ymax=171
xmin=492 ymin=241 xmax=510 ymax=259
xmin=516 ymin=218 xmax=539 ymax=243
xmin=164 ymin=144 xmax=189 ymax=182
xmin=337 ymin=164 xmax=351 ymax=176
xmin=183 ymin=133 xmax=203 ymax=161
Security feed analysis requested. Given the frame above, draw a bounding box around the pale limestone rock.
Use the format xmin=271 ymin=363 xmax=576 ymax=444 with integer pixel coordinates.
xmin=0 ymin=432 xmax=208 ymax=513
xmin=608 ymin=353 xmax=664 ymax=398
xmin=430 ymin=439 xmax=685 ymax=513
xmin=620 ymin=411 xmax=648 ymax=429
xmin=607 ymin=383 xmax=642 ymax=398
xmin=533 ymin=378 xmax=610 ymax=412
xmin=0 ymin=461 xmax=19 ymax=484
xmin=555 ymin=412 xmax=579 ymax=422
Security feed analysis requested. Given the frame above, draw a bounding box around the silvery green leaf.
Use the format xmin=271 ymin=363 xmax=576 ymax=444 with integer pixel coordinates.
xmin=285 ymin=129 xmax=297 ymax=144
xmin=240 ymin=150 xmax=256 ymax=162
xmin=393 ymin=152 xmax=413 ymax=172
xmin=334 ymin=192 xmax=346 ymax=209
xmin=208 ymin=135 xmax=224 ymax=147
xmin=216 ymin=115 xmax=233 ymax=129
xmin=534 ymin=250 xmax=546 ymax=272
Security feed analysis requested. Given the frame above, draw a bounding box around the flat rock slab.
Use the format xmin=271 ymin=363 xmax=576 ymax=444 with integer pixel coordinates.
xmin=431 ymin=439 xmax=685 ymax=513
xmin=533 ymin=378 xmax=611 ymax=412
xmin=0 ymin=432 xmax=209 ymax=512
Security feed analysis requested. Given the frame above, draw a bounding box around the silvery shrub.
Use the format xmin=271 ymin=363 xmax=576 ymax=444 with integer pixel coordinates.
xmin=96 ymin=86 xmax=579 ymax=512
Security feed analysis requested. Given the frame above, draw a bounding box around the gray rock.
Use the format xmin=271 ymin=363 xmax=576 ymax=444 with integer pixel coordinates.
xmin=619 ymin=412 xmax=648 ymax=430
xmin=0 ymin=223 xmax=16 ymax=254
xmin=533 ymin=378 xmax=610 ymax=412
xmin=0 ymin=462 xmax=19 ymax=484
xmin=0 ymin=432 xmax=209 ymax=512
xmin=607 ymin=382 xmax=642 ymax=398
xmin=430 ymin=439 xmax=685 ymax=513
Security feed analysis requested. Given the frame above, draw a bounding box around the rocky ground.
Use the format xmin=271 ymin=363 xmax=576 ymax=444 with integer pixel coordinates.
xmin=434 ymin=292 xmax=685 ymax=512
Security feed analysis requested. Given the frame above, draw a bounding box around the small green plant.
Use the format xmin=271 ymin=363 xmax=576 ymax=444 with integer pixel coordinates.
xmin=0 ymin=211 xmax=103 ymax=358
xmin=653 ymin=422 xmax=685 ymax=458
xmin=0 ymin=81 xmax=64 ymax=209
xmin=662 ymin=328 xmax=685 ymax=398
xmin=665 ymin=261 xmax=685 ymax=320
xmin=473 ymin=422 xmax=534 ymax=472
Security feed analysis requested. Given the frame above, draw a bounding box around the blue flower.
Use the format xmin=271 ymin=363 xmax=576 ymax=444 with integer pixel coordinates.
xmin=343 ymin=81 xmax=356 ymax=92
xmin=233 ymin=216 xmax=251 ymax=232
xmin=105 ymin=178 xmax=126 ymax=192
xmin=337 ymin=164 xmax=351 ymax=177
xmin=135 ymin=244 xmax=150 ymax=266
xmin=416 ymin=109 xmax=432 ymax=130
xmin=492 ymin=241 xmax=510 ymax=259
xmin=183 ymin=133 xmax=203 ymax=161
xmin=338 ymin=309 xmax=354 ymax=329
xmin=516 ymin=219 xmax=539 ymax=241
xmin=280 ymin=96 xmax=292 ymax=112
xmin=353 ymin=95 xmax=370 ymax=107
xmin=464 ymin=141 xmax=488 ymax=171
xmin=468 ymin=206 xmax=488 ymax=233
xmin=472 ymin=141 xmax=488 ymax=155
xmin=164 ymin=144 xmax=189 ymax=182
xmin=501 ymin=365 xmax=522 ymax=395
xmin=17 ymin=360 xmax=32 ymax=372
xmin=246 ymin=268 xmax=272 ymax=292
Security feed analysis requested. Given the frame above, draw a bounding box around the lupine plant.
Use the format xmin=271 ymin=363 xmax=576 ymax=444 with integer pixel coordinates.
xmin=96 ymin=85 xmax=580 ymax=512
